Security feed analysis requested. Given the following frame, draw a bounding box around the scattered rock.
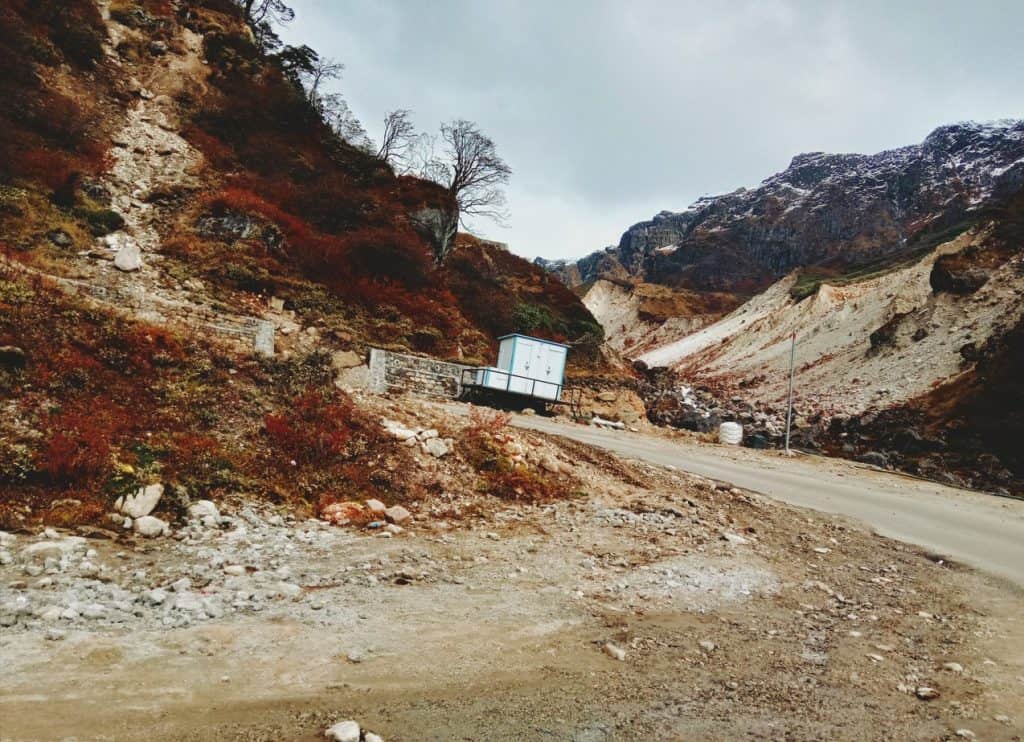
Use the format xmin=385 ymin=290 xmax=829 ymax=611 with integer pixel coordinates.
xmin=720 ymin=532 xmax=749 ymax=546
xmin=321 ymin=501 xmax=365 ymax=526
xmin=22 ymin=538 xmax=84 ymax=562
xmin=858 ymin=451 xmax=889 ymax=468
xmin=591 ymin=416 xmax=625 ymax=430
xmin=331 ymin=350 xmax=362 ymax=372
xmin=603 ymin=642 xmax=626 ymax=661
xmin=943 ymin=662 xmax=964 ymax=673
xmin=365 ymin=499 xmax=387 ymax=516
xmin=955 ymin=729 xmax=976 ymax=739
xmin=113 ymin=239 xmax=143 ymax=272
xmin=324 ymin=720 xmax=361 ymax=742
xmin=82 ymin=603 xmax=106 ymax=619
xmin=539 ymin=456 xmax=562 ymax=474
xmin=915 ymin=686 xmax=940 ymax=700
xmin=187 ymin=499 xmax=220 ymax=523
xmin=424 ymin=437 xmax=450 ymax=458
xmin=699 ymin=640 xmax=716 ymax=653
xmin=133 ymin=515 xmax=169 ymax=537
xmin=47 ymin=229 xmax=73 ymax=248
xmin=384 ymin=505 xmax=411 ymax=525
xmin=115 ymin=483 xmax=164 ymax=519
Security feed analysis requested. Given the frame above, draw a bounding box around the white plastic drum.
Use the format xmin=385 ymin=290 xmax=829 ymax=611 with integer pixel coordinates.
xmin=718 ymin=421 xmax=743 ymax=445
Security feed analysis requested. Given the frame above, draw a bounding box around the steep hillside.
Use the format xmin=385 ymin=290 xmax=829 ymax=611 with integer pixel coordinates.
xmin=583 ymin=278 xmax=739 ymax=355
xmin=0 ymin=0 xmax=607 ymax=371
xmin=634 ymin=193 xmax=1024 ymax=492
xmin=0 ymin=0 xmax=615 ymax=530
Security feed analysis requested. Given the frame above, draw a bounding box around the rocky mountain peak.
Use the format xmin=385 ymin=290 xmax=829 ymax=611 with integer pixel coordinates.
xmin=545 ymin=119 xmax=1024 ymax=292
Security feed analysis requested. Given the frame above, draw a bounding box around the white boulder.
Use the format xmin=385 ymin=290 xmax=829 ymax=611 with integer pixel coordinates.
xmin=116 ymin=483 xmax=164 ymax=519
xmin=188 ymin=499 xmax=220 ymax=522
xmin=603 ymin=642 xmax=626 ymax=661
xmin=133 ymin=515 xmax=169 ymax=537
xmin=324 ymin=720 xmax=361 ymax=742
xmin=423 ymin=437 xmax=449 ymax=458
xmin=113 ymin=239 xmax=143 ymax=272
xmin=384 ymin=505 xmax=411 ymax=525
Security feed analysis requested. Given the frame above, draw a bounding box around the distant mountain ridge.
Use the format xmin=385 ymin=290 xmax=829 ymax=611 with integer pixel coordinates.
xmin=539 ymin=120 xmax=1024 ymax=293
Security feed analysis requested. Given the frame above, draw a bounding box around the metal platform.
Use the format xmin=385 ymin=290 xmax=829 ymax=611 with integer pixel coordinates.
xmin=459 ymin=367 xmax=582 ymax=417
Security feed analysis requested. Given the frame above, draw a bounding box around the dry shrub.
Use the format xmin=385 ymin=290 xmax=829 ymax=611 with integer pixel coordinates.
xmin=466 ymin=407 xmax=511 ymax=438
xmin=44 ymin=496 xmax=106 ymax=527
xmin=461 ymin=408 xmax=569 ymax=502
xmin=264 ymin=388 xmax=355 ymax=466
xmin=37 ymin=405 xmax=119 ymax=484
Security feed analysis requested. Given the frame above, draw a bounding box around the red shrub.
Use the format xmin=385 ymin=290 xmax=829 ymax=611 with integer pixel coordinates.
xmin=6 ymin=148 xmax=75 ymax=190
xmin=342 ymin=226 xmax=434 ymax=290
xmin=264 ymin=389 xmax=355 ymax=466
xmin=165 ymin=432 xmax=224 ymax=480
xmin=182 ymin=125 xmax=236 ymax=169
xmin=38 ymin=406 xmax=119 ymax=483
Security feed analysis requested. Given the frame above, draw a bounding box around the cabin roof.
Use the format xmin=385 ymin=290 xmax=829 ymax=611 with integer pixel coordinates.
xmin=497 ymin=333 xmax=570 ymax=348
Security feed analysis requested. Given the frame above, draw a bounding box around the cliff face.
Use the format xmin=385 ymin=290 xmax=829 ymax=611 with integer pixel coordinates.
xmin=546 ymin=121 xmax=1024 ymax=293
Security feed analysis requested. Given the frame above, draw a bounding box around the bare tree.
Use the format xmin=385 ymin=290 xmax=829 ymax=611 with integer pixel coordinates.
xmin=300 ymin=56 xmax=345 ymax=109
xmin=323 ymin=95 xmax=373 ymax=152
xmin=237 ymin=0 xmax=294 ymax=28
xmin=437 ymin=119 xmax=511 ymax=226
xmin=415 ymin=119 xmax=511 ymax=262
xmin=411 ymin=122 xmax=512 ymax=266
xmin=376 ymin=109 xmax=417 ymax=172
xmin=234 ymin=0 xmax=294 ymax=50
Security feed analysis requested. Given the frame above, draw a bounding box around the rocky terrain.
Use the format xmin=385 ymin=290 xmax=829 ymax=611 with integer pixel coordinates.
xmin=1 ymin=3 xmax=1023 ymax=739
xmin=0 ymin=0 xmax=607 ymax=373
xmin=538 ymin=122 xmax=1024 ymax=493
xmin=2 ymin=400 xmax=1023 ymax=741
xmin=544 ymin=120 xmax=1024 ymax=295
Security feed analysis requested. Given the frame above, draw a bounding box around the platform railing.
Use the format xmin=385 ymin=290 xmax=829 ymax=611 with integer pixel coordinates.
xmin=459 ymin=367 xmax=563 ymax=402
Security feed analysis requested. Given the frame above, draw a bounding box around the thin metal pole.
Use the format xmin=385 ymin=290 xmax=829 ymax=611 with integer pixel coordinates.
xmin=784 ymin=332 xmax=796 ymax=454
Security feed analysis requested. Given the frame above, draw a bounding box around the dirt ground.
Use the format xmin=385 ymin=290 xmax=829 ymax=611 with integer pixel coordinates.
xmin=1 ymin=413 xmax=1022 ymax=742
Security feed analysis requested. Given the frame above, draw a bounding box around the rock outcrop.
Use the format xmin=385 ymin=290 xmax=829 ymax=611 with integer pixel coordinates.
xmin=544 ymin=120 xmax=1024 ymax=294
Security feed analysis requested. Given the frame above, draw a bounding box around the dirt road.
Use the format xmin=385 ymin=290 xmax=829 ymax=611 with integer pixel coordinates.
xmin=3 ymin=403 xmax=1023 ymax=741
xmin=508 ymin=414 xmax=1024 ymax=587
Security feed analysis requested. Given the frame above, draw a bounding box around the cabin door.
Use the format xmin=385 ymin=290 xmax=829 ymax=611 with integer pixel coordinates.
xmin=532 ymin=344 xmax=564 ymax=400
xmin=508 ymin=338 xmax=536 ymax=395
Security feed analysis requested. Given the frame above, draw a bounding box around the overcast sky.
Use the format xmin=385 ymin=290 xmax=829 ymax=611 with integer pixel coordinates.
xmin=282 ymin=1 xmax=1024 ymax=261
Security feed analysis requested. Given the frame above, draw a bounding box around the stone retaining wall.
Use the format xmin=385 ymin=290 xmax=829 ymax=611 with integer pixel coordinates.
xmin=368 ymin=348 xmax=471 ymax=399
xmin=45 ymin=273 xmax=275 ymax=357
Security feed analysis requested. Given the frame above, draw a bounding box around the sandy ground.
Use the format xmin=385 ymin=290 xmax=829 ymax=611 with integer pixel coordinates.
xmin=2 ymin=420 xmax=1022 ymax=742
